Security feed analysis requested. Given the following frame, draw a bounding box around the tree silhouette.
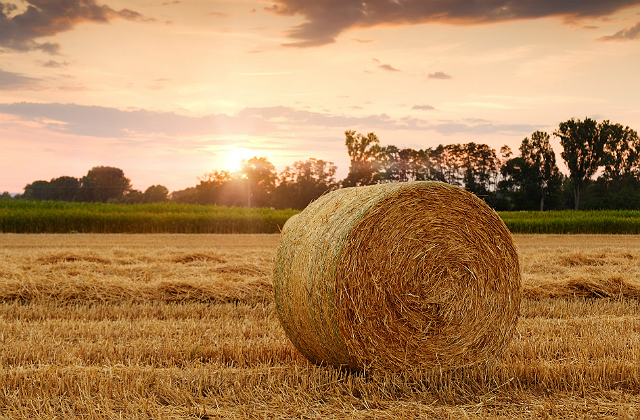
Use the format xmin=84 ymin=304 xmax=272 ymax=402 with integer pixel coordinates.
xmin=554 ymin=118 xmax=605 ymax=210
xmin=520 ymin=131 xmax=561 ymax=211
xmin=193 ymin=170 xmax=233 ymax=204
xmin=143 ymin=185 xmax=169 ymax=203
xmin=50 ymin=176 xmax=80 ymax=201
xmin=239 ymin=157 xmax=277 ymax=208
xmin=23 ymin=180 xmax=54 ymax=200
xmin=275 ymin=158 xmax=337 ymax=209
xmin=500 ymin=132 xmax=561 ymax=210
xmin=342 ymin=130 xmax=382 ymax=187
xmin=600 ymin=122 xmax=640 ymax=182
xmin=78 ymin=166 xmax=132 ymax=202
xmin=461 ymin=142 xmax=500 ymax=197
xmin=378 ymin=146 xmax=432 ymax=182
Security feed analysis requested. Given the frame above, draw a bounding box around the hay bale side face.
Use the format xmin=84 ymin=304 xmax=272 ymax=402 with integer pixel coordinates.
xmin=335 ymin=184 xmax=520 ymax=370
xmin=274 ymin=181 xmax=521 ymax=371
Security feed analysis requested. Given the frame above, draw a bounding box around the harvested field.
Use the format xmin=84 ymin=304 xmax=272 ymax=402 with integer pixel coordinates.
xmin=0 ymin=233 xmax=639 ymax=419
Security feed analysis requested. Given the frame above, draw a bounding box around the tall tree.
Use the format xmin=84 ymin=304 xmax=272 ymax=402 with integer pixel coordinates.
xmin=194 ymin=170 xmax=233 ymax=204
xmin=378 ymin=146 xmax=432 ymax=182
xmin=439 ymin=144 xmax=465 ymax=186
xmin=78 ymin=166 xmax=132 ymax=202
xmin=554 ymin=118 xmax=605 ymax=210
xmin=239 ymin=157 xmax=277 ymax=207
xmin=170 ymin=187 xmax=198 ymax=204
xmin=342 ymin=130 xmax=382 ymax=187
xmin=23 ymin=180 xmax=54 ymax=200
xmin=461 ymin=142 xmax=500 ymax=197
xmin=428 ymin=144 xmax=450 ymax=183
xmin=50 ymin=176 xmax=80 ymax=201
xmin=142 ymin=185 xmax=169 ymax=203
xmin=520 ymin=131 xmax=562 ymax=211
xmin=275 ymin=158 xmax=337 ymax=209
xmin=500 ymin=132 xmax=561 ymax=211
xmin=600 ymin=122 xmax=640 ymax=182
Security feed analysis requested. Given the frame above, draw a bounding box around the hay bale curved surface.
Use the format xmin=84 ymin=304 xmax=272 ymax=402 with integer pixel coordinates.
xmin=273 ymin=181 xmax=521 ymax=372
xmin=281 ymin=214 xmax=299 ymax=234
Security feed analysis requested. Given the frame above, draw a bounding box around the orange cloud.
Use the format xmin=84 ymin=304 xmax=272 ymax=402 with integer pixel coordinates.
xmin=266 ymin=0 xmax=640 ymax=47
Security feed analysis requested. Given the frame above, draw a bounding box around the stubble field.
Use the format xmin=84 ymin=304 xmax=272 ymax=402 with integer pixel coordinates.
xmin=0 ymin=233 xmax=639 ymax=419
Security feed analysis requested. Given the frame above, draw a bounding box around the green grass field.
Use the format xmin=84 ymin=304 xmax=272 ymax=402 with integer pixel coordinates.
xmin=499 ymin=209 xmax=640 ymax=234
xmin=1 ymin=200 xmax=639 ymax=234
xmin=0 ymin=201 xmax=298 ymax=234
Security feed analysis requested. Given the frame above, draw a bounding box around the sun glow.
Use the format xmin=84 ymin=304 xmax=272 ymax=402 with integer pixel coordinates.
xmin=227 ymin=147 xmax=256 ymax=173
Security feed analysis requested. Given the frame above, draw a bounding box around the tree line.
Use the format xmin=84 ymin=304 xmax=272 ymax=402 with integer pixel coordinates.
xmin=4 ymin=117 xmax=639 ymax=211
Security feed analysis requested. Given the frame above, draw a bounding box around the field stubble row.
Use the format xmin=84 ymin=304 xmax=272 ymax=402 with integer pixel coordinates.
xmin=0 ymin=234 xmax=639 ymax=419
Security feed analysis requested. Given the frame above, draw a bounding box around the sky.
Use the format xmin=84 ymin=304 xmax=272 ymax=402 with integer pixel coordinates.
xmin=1 ymin=0 xmax=640 ymax=194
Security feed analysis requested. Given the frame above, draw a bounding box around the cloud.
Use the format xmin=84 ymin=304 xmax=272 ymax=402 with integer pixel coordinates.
xmin=0 ymin=69 xmax=42 ymax=90
xmin=208 ymin=12 xmax=229 ymax=17
xmin=0 ymin=102 xmax=429 ymax=138
xmin=237 ymin=106 xmax=409 ymax=129
xmin=266 ymin=0 xmax=640 ymax=47
xmin=40 ymin=60 xmax=69 ymax=68
xmin=378 ymin=64 xmax=400 ymax=72
xmin=351 ymin=38 xmax=373 ymax=43
xmin=0 ymin=102 xmax=275 ymax=137
xmin=598 ymin=21 xmax=640 ymax=41
xmin=430 ymin=121 xmax=539 ymax=135
xmin=412 ymin=104 xmax=435 ymax=110
xmin=428 ymin=71 xmax=452 ymax=79
xmin=0 ymin=0 xmax=154 ymax=53
xmin=33 ymin=42 xmax=62 ymax=55
xmin=0 ymin=102 xmax=540 ymax=138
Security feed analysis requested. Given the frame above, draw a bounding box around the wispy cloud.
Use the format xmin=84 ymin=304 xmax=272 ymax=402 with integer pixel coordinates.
xmin=428 ymin=71 xmax=452 ymax=79
xmin=412 ymin=104 xmax=435 ymax=110
xmin=378 ymin=64 xmax=400 ymax=72
xmin=0 ymin=102 xmax=273 ymax=137
xmin=431 ymin=121 xmax=539 ymax=135
xmin=598 ymin=21 xmax=640 ymax=41
xmin=40 ymin=60 xmax=69 ymax=68
xmin=0 ymin=0 xmax=154 ymax=53
xmin=266 ymin=0 xmax=640 ymax=47
xmin=0 ymin=102 xmax=540 ymax=138
xmin=0 ymin=69 xmax=43 ymax=90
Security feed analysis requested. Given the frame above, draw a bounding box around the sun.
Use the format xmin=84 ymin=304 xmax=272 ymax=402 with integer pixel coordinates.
xmin=227 ymin=147 xmax=255 ymax=172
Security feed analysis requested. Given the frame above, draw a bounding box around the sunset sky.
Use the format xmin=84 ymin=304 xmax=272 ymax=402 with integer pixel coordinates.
xmin=2 ymin=0 xmax=640 ymax=194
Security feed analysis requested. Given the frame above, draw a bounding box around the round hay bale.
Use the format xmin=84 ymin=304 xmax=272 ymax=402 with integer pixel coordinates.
xmin=281 ymin=214 xmax=299 ymax=234
xmin=273 ymin=181 xmax=521 ymax=372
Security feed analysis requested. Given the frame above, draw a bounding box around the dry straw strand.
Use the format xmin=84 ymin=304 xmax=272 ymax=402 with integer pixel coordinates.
xmin=273 ymin=181 xmax=521 ymax=372
xmin=281 ymin=214 xmax=299 ymax=235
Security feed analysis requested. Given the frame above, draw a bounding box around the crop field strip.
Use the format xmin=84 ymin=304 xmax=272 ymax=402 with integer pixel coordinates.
xmin=0 ymin=201 xmax=298 ymax=234
xmin=2 ymin=201 xmax=640 ymax=234
xmin=0 ymin=234 xmax=639 ymax=418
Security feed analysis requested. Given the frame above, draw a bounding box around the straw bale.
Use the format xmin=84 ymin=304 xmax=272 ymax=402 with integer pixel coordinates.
xmin=273 ymin=181 xmax=521 ymax=372
xmin=281 ymin=214 xmax=299 ymax=234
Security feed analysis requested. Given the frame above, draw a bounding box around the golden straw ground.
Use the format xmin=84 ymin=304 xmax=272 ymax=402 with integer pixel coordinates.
xmin=0 ymin=234 xmax=638 ymax=418
xmin=274 ymin=182 xmax=521 ymax=372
